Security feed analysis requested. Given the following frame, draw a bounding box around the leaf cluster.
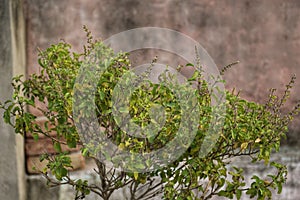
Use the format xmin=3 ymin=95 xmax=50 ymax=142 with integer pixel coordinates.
xmin=1 ymin=29 xmax=299 ymax=199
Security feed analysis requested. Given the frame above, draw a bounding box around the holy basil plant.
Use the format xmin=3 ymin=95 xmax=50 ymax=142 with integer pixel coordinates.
xmin=1 ymin=29 xmax=299 ymax=200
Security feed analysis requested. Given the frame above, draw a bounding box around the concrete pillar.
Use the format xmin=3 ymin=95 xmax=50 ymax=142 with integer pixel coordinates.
xmin=0 ymin=0 xmax=26 ymax=199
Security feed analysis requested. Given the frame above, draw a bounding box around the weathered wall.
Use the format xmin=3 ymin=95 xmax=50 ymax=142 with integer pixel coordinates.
xmin=0 ymin=0 xmax=26 ymax=199
xmin=21 ymin=0 xmax=300 ymax=199
xmin=26 ymin=147 xmax=300 ymax=200
xmin=24 ymin=0 xmax=300 ymax=144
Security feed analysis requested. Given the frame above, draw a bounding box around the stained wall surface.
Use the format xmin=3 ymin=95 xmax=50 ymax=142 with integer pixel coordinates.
xmin=0 ymin=0 xmax=300 ymax=200
xmin=0 ymin=0 xmax=26 ymax=199
xmin=24 ymin=0 xmax=300 ymax=144
xmin=20 ymin=0 xmax=300 ymax=199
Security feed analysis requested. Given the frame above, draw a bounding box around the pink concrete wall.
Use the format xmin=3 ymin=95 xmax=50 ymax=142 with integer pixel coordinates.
xmin=24 ymin=0 xmax=300 ymax=144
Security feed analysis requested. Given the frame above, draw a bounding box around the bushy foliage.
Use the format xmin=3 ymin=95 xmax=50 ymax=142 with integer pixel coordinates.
xmin=1 ymin=29 xmax=299 ymax=200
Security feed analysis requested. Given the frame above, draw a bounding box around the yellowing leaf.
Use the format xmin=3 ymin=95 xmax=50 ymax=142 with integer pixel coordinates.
xmin=233 ymin=142 xmax=239 ymax=149
xmin=134 ymin=172 xmax=139 ymax=180
xmin=118 ymin=143 xmax=125 ymax=150
xmin=255 ymin=138 xmax=261 ymax=143
xmin=42 ymin=167 xmax=47 ymax=173
xmin=240 ymin=142 xmax=248 ymax=150
xmin=140 ymin=177 xmax=146 ymax=184
xmin=125 ymin=141 xmax=131 ymax=147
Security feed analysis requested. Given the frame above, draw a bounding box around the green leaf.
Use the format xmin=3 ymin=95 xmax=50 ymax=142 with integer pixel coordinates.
xmin=186 ymin=63 xmax=194 ymax=67
xmin=187 ymin=70 xmax=199 ymax=81
xmin=32 ymin=133 xmax=39 ymax=141
xmin=53 ymin=141 xmax=62 ymax=153
xmin=55 ymin=167 xmax=67 ymax=180
xmin=218 ymin=191 xmax=229 ymax=198
xmin=135 ymin=163 xmax=145 ymax=170
xmin=39 ymin=154 xmax=48 ymax=162
xmin=246 ymin=188 xmax=257 ymax=198
xmin=236 ymin=189 xmax=242 ymax=200
xmin=119 ymin=107 xmax=129 ymax=113
xmin=82 ymin=148 xmax=89 ymax=157
xmin=67 ymin=138 xmax=77 ymax=148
